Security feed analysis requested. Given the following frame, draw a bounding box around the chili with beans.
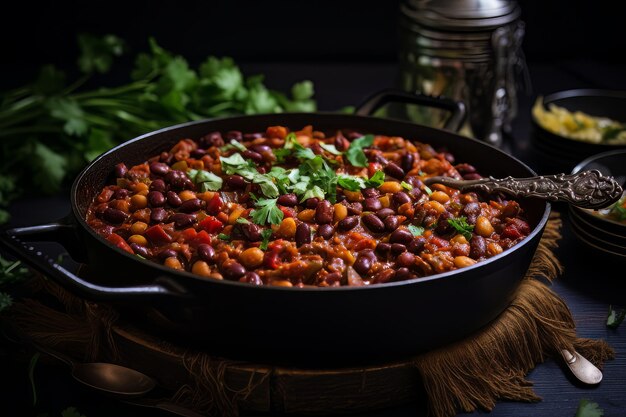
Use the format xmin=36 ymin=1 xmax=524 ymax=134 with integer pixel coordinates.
xmin=86 ymin=125 xmax=532 ymax=287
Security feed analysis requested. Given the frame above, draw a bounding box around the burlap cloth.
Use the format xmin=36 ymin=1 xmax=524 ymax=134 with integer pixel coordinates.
xmin=1 ymin=214 xmax=615 ymax=417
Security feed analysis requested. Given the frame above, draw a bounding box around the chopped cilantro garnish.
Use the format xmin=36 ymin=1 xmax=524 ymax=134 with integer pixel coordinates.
xmin=408 ymin=224 xmax=424 ymax=237
xmin=293 ymin=146 xmax=316 ymax=160
xmin=319 ymin=143 xmax=342 ymax=155
xmin=345 ymin=134 xmax=374 ymax=167
xmin=219 ymin=139 xmax=247 ymax=153
xmin=337 ymin=174 xmax=365 ymax=191
xmin=607 ymin=305 xmax=625 ymax=329
xmin=424 ymin=185 xmax=433 ymax=195
xmin=300 ymin=185 xmax=326 ymax=202
xmin=447 ymin=216 xmax=474 ymax=240
xmin=400 ymin=181 xmax=413 ymax=191
xmin=187 ymin=169 xmax=223 ymax=192
xmin=575 ymin=399 xmax=604 ymax=417
xmin=259 ymin=229 xmax=273 ymax=250
xmin=218 ymin=233 xmax=230 ymax=241
xmin=251 ymin=197 xmax=284 ymax=225
xmin=364 ymin=170 xmax=385 ymax=188
xmin=235 ymin=217 xmax=250 ymax=224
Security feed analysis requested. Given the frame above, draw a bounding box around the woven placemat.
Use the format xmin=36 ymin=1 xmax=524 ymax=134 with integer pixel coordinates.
xmin=1 ymin=214 xmax=615 ymax=417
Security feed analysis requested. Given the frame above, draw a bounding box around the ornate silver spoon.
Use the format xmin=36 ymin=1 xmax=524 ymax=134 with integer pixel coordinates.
xmin=423 ymin=169 xmax=623 ymax=209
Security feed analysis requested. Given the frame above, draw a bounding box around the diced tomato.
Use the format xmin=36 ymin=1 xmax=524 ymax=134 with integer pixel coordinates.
xmin=508 ymin=218 xmax=530 ymax=235
xmin=266 ymin=126 xmax=288 ymax=139
xmin=198 ymin=216 xmax=224 ymax=234
xmin=106 ymin=233 xmax=134 ymax=254
xmin=193 ymin=230 xmax=213 ymax=245
xmin=353 ymin=238 xmax=376 ymax=252
xmin=279 ymin=206 xmax=295 ymax=218
xmin=206 ymin=193 xmax=223 ymax=215
xmin=368 ymin=162 xmax=382 ymax=177
xmin=181 ymin=228 xmax=198 ymax=240
xmin=501 ymin=225 xmax=523 ymax=240
xmin=144 ymin=225 xmax=172 ymax=244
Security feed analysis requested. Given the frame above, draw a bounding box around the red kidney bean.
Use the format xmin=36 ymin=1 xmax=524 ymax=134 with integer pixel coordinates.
xmin=150 ymin=207 xmax=167 ymax=223
xmin=240 ymin=271 xmax=263 ymax=285
xmin=384 ymin=162 xmax=405 ymax=179
xmin=334 ymin=133 xmax=350 ymax=151
xmin=113 ymin=188 xmax=129 ymax=200
xmin=197 ymin=244 xmax=215 ymax=263
xmin=376 ymin=208 xmax=395 ymax=219
xmin=338 ymin=216 xmax=358 ymax=231
xmin=157 ymin=249 xmax=177 ymax=261
xmin=391 ymin=243 xmax=407 ymax=255
xmin=455 ymin=163 xmax=477 ymax=175
xmin=374 ymin=269 xmax=395 ymax=284
xmin=470 ymin=235 xmax=487 ymax=258
xmin=376 ymin=242 xmax=391 ymax=256
xmin=462 ymin=202 xmax=481 ymax=224
xmin=401 ymin=153 xmax=415 ymax=173
xmin=346 ymin=202 xmax=363 ymax=215
xmin=362 ymin=213 xmax=385 ymax=233
xmin=305 ymin=198 xmax=320 ymax=209
xmin=362 ymin=188 xmax=379 ymax=198
xmin=394 ymin=267 xmax=412 ymax=282
xmin=150 ymin=162 xmax=170 ymax=176
xmin=370 ymin=151 xmax=389 ymax=165
xmin=324 ymin=272 xmax=342 ymax=285
xmin=353 ymin=255 xmax=372 ymax=275
xmin=295 ymin=223 xmax=311 ymax=247
xmin=166 ymin=191 xmax=182 ymax=207
xmin=240 ymin=223 xmax=262 ymax=242
xmin=277 ymin=193 xmax=298 ymax=207
xmin=384 ymin=215 xmax=400 ymax=232
xmin=171 ymin=213 xmax=196 ymax=228
xmin=390 ymin=228 xmax=413 ymax=245
xmin=409 ymin=187 xmax=424 ymax=200
xmin=463 ymin=173 xmax=483 ymax=181
xmin=150 ymin=179 xmax=166 ymax=193
xmin=317 ymin=224 xmax=334 ymax=240
xmin=242 ymin=150 xmax=263 ymax=163
xmin=130 ymin=243 xmax=149 ymax=257
xmin=226 ymin=175 xmax=245 ymax=190
xmin=165 ymin=170 xmax=187 ymax=190
xmin=148 ymin=191 xmax=166 ymax=207
xmin=345 ymin=131 xmax=364 ymax=140
xmin=191 ymin=149 xmax=206 ymax=159
xmin=199 ymin=132 xmax=224 ymax=148
xmin=396 ymin=251 xmax=415 ymax=267
xmin=114 ymin=163 xmax=128 ymax=178
xmin=102 ymin=208 xmax=128 ymax=224
xmin=443 ymin=151 xmax=455 ymax=164
xmin=435 ymin=211 xmax=453 ymax=234
xmin=315 ymin=200 xmax=333 ymax=224
xmin=226 ymin=131 xmax=243 ymax=141
xmin=408 ymin=237 xmax=426 ymax=254
xmin=363 ymin=197 xmax=382 ymax=212
xmin=245 ymin=132 xmax=264 ymax=141
xmin=392 ymin=192 xmax=411 ymax=207
xmin=179 ymin=198 xmax=203 ymax=213
xmin=221 ymin=260 xmax=246 ymax=280
xmin=159 ymin=152 xmax=174 ymax=165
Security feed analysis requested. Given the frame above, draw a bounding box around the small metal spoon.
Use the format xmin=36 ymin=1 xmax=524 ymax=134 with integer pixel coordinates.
xmin=424 ymin=169 xmax=623 ymax=209
xmin=35 ymin=343 xmax=156 ymax=397
xmin=561 ymin=349 xmax=603 ymax=385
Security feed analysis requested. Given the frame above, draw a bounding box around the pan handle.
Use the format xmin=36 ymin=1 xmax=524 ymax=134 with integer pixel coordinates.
xmin=0 ymin=218 xmax=186 ymax=300
xmin=354 ymin=89 xmax=467 ymax=132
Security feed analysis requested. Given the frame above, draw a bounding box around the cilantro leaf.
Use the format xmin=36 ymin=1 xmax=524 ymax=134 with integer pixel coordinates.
xmin=31 ymin=142 xmax=68 ymax=192
xmin=364 ymin=170 xmax=385 ymax=188
xmin=291 ymin=80 xmax=315 ymax=101
xmin=345 ymin=134 xmax=374 ymax=167
xmin=300 ymin=185 xmax=326 ymax=202
xmin=448 ymin=216 xmax=474 ymax=240
xmin=187 ymin=169 xmax=223 ymax=192
xmin=408 ymin=224 xmax=425 ymax=237
xmin=77 ymin=33 xmax=124 ymax=74
xmin=575 ymin=399 xmax=604 ymax=417
xmin=294 ymin=146 xmax=316 ymax=160
xmin=424 ymin=185 xmax=433 ymax=195
xmin=251 ymin=198 xmax=284 ymax=225
xmin=401 ymin=181 xmax=413 ymax=191
xmin=218 ymin=233 xmax=230 ymax=241
xmin=607 ymin=305 xmax=626 ymax=329
xmin=46 ymin=97 xmax=89 ymax=136
xmin=220 ymin=139 xmax=247 ymax=153
xmin=260 ymin=229 xmax=273 ymax=250
xmin=337 ymin=174 xmax=365 ymax=191
xmin=319 ymin=143 xmax=342 ymax=155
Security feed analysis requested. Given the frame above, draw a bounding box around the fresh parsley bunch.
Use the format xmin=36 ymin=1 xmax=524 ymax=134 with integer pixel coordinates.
xmin=0 ymin=34 xmax=316 ymax=223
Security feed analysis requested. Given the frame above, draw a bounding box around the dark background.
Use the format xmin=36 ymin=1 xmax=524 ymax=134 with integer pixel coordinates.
xmin=2 ymin=0 xmax=626 ymax=90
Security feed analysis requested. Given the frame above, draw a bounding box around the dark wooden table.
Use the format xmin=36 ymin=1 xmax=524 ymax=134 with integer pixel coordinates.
xmin=1 ymin=61 xmax=624 ymax=417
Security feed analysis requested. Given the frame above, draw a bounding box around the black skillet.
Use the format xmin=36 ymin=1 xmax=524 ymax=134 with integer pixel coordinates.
xmin=0 ymin=90 xmax=551 ymax=366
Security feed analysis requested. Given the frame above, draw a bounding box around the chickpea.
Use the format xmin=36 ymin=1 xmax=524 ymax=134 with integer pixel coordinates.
xmin=271 ymin=280 xmax=293 ymax=287
xmin=475 ymin=216 xmax=495 ymax=237
xmin=379 ymin=181 xmax=402 ymax=194
xmin=179 ymin=190 xmax=196 ymax=201
xmin=487 ymin=242 xmax=504 ymax=256
xmin=333 ymin=203 xmax=348 ymax=222
xmin=278 ymin=217 xmax=297 ymax=238
xmin=130 ymin=221 xmax=148 ymax=235
xmin=130 ymin=194 xmax=148 ymax=210
xmin=164 ymin=257 xmax=183 ymax=270
xmin=454 ymin=256 xmax=477 ymax=268
xmin=128 ymin=234 xmax=148 ymax=246
xmin=430 ymin=191 xmax=450 ymax=204
xmin=450 ymin=234 xmax=468 ymax=245
xmin=133 ymin=182 xmax=149 ymax=195
xmin=191 ymin=260 xmax=212 ymax=277
xmin=424 ymin=200 xmax=446 ymax=215
xmin=297 ymin=209 xmax=316 ymax=222
xmin=239 ymin=247 xmax=265 ymax=269
xmin=378 ymin=195 xmax=390 ymax=208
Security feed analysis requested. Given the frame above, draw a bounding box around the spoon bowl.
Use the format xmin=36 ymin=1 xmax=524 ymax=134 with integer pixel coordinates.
xmin=72 ymin=361 xmax=156 ymax=397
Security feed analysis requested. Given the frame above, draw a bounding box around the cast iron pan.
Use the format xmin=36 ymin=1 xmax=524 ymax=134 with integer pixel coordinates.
xmin=0 ymin=90 xmax=550 ymax=366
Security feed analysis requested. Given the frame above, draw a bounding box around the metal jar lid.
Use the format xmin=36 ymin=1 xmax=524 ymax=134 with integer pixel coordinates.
xmin=401 ymin=0 xmax=521 ymax=31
